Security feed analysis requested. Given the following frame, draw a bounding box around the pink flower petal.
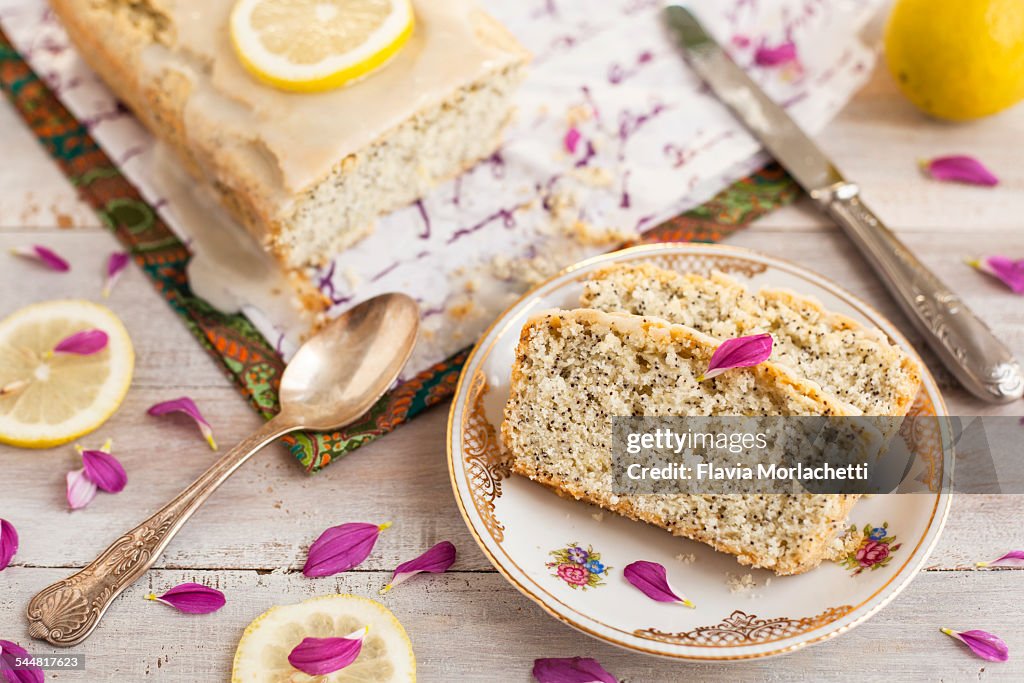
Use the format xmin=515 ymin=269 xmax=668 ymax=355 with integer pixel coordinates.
xmin=103 ymin=251 xmax=131 ymax=298
xmin=700 ymin=333 xmax=773 ymax=381
xmin=754 ymin=40 xmax=798 ymax=67
xmin=146 ymin=583 xmax=226 ymax=614
xmin=0 ymin=639 xmax=44 ymax=683
xmin=0 ymin=519 xmax=18 ymax=572
xmin=81 ymin=449 xmax=127 ymax=493
xmin=303 ymin=522 xmax=391 ymax=578
xmin=147 ymin=397 xmax=218 ymax=450
xmin=66 ymin=469 xmax=98 ymax=510
xmin=10 ymin=244 xmax=70 ymax=272
xmin=942 ymin=628 xmax=1009 ymax=662
xmin=52 ymin=329 xmax=108 ymax=356
xmin=381 ymin=541 xmax=456 ymax=593
xmin=532 ymin=657 xmax=618 ymax=683
xmin=969 ymin=255 xmax=1024 ymax=295
xmin=923 ymin=155 xmax=999 ymax=187
xmin=288 ymin=628 xmax=366 ymax=676
xmin=731 ymin=34 xmax=752 ymax=49
xmin=977 ymin=550 xmax=1024 ymax=568
xmin=623 ymin=560 xmax=694 ymax=607
xmin=564 ymin=127 xmax=582 ymax=154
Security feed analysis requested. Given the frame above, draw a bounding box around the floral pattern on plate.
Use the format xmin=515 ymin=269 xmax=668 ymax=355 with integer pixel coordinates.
xmin=840 ymin=522 xmax=902 ymax=576
xmin=548 ymin=543 xmax=612 ymax=590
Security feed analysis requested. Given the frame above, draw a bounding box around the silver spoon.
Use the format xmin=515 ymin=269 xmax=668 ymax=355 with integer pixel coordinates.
xmin=27 ymin=293 xmax=420 ymax=646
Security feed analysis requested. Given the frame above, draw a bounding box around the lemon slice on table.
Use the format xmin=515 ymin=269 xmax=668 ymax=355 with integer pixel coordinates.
xmin=230 ymin=0 xmax=415 ymax=93
xmin=0 ymin=300 xmax=134 ymax=449
xmin=232 ymin=594 xmax=416 ymax=682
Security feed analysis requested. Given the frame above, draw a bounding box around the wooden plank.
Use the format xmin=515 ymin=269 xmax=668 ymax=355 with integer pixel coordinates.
xmin=3 ymin=398 xmax=1023 ymax=573
xmin=754 ymin=63 xmax=1024 ymax=234
xmin=1 ymin=569 xmax=1021 ymax=681
xmin=4 ymin=226 xmax=1021 ymax=407
xmin=0 ymin=100 xmax=101 ymax=230
xmin=2 ymin=228 xmax=1022 ymax=574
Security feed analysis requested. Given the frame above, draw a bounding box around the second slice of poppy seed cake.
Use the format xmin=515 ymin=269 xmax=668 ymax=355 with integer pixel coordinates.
xmin=501 ymin=308 xmax=860 ymax=576
xmin=581 ymin=263 xmax=921 ymax=416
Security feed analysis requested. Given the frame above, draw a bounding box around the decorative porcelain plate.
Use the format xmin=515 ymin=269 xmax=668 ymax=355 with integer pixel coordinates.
xmin=447 ymin=244 xmax=951 ymax=660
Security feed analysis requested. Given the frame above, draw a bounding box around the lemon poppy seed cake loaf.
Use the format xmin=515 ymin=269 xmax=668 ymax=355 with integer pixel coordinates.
xmin=501 ymin=309 xmax=862 ymax=575
xmin=50 ymin=0 xmax=530 ymax=304
xmin=582 ymin=263 xmax=922 ymax=416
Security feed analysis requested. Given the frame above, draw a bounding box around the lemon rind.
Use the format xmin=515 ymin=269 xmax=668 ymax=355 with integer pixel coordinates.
xmin=230 ymin=0 xmax=415 ymax=93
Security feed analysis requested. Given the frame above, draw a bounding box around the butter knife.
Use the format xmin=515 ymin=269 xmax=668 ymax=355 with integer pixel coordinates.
xmin=665 ymin=4 xmax=1023 ymax=404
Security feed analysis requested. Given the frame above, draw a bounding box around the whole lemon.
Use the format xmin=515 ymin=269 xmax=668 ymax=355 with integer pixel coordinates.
xmin=885 ymin=0 xmax=1024 ymax=121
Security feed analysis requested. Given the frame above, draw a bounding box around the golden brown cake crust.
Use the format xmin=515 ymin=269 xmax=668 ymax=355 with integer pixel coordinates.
xmin=49 ymin=0 xmax=297 ymax=280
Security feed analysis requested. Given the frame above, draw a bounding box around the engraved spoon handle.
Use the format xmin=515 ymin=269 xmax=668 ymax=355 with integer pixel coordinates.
xmin=823 ymin=184 xmax=1024 ymax=403
xmin=26 ymin=416 xmax=295 ymax=646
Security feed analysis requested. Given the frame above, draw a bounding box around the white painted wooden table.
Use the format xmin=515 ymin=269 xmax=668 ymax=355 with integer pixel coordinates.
xmin=2 ymin=60 xmax=1023 ymax=681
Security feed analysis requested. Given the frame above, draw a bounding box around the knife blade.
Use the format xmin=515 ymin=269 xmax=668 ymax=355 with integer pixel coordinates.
xmin=664 ymin=3 xmax=1023 ymax=404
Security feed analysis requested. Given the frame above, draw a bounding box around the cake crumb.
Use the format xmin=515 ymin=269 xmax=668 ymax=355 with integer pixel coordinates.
xmin=726 ymin=572 xmax=756 ymax=594
xmin=569 ymin=220 xmax=634 ymax=247
xmin=343 ymin=267 xmax=361 ymax=290
xmin=542 ymin=181 xmax=636 ymax=248
xmin=591 ymin=511 xmax=604 ymax=522
xmin=569 ymin=166 xmax=615 ymax=188
xmin=447 ymin=298 xmax=479 ymax=322
xmin=675 ymin=553 xmax=697 ymax=565
xmin=826 ymin=525 xmax=862 ymax=563
xmin=566 ymin=104 xmax=592 ymax=126
xmin=488 ymin=252 xmax=562 ymax=287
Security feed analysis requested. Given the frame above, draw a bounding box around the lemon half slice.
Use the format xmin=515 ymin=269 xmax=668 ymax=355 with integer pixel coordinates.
xmin=230 ymin=0 xmax=415 ymax=93
xmin=232 ymin=594 xmax=416 ymax=682
xmin=0 ymin=300 xmax=134 ymax=449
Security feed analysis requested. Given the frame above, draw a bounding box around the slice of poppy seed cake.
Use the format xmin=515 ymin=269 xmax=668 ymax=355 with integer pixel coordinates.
xmin=581 ymin=263 xmax=921 ymax=416
xmin=501 ymin=309 xmax=860 ymax=576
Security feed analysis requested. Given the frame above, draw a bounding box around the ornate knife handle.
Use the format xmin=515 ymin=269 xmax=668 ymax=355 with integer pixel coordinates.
xmin=26 ymin=418 xmax=292 ymax=646
xmin=820 ymin=183 xmax=1023 ymax=403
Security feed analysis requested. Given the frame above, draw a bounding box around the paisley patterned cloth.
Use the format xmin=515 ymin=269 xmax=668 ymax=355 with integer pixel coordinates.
xmin=0 ymin=28 xmax=798 ymax=471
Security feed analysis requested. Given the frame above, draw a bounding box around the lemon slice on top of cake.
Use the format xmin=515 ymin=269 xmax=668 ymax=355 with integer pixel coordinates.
xmin=230 ymin=0 xmax=415 ymax=92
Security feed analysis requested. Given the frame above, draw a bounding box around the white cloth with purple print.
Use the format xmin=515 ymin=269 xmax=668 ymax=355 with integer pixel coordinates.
xmin=0 ymin=0 xmax=883 ymax=379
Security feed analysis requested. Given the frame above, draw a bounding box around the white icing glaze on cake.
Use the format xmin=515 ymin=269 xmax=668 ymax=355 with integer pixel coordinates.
xmin=146 ymin=0 xmax=525 ymax=194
